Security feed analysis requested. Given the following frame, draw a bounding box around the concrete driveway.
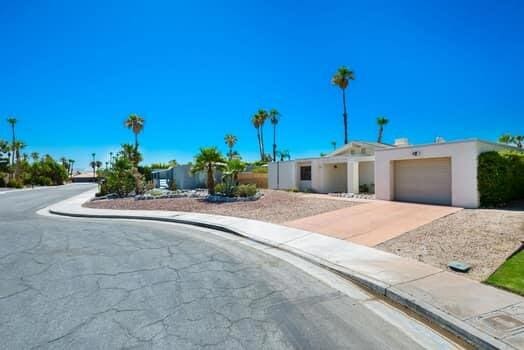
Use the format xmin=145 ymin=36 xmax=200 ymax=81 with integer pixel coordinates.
xmin=284 ymin=200 xmax=461 ymax=246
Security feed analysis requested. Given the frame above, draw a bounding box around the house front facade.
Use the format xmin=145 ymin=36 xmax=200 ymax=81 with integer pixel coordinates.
xmin=269 ymin=138 xmax=518 ymax=208
xmin=268 ymin=141 xmax=392 ymax=194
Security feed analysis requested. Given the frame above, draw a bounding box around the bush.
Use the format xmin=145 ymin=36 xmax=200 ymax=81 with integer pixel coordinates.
xmin=168 ymin=179 xmax=177 ymax=191
xmin=252 ymin=166 xmax=268 ymax=174
xmin=0 ymin=175 xmax=6 ymax=187
xmin=235 ymin=184 xmax=257 ymax=197
xmin=214 ymin=183 xmax=226 ymax=194
xmin=478 ymin=150 xmax=524 ymax=207
xmin=7 ymin=179 xmax=24 ymax=188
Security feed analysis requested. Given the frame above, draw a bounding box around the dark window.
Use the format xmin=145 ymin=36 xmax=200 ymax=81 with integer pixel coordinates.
xmin=300 ymin=166 xmax=312 ymax=181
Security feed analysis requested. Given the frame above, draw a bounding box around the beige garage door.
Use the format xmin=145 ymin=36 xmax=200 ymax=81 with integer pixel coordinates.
xmin=394 ymin=157 xmax=452 ymax=205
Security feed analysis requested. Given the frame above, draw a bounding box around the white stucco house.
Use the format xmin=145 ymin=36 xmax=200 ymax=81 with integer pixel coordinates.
xmin=268 ymin=138 xmax=517 ymax=208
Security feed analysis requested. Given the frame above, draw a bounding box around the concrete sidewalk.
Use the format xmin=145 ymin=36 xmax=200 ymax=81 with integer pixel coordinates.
xmin=44 ymin=189 xmax=524 ymax=349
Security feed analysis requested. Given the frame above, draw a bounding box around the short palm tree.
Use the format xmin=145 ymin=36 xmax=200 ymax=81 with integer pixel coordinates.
xmin=120 ymin=143 xmax=142 ymax=165
xmin=331 ymin=140 xmax=337 ymax=151
xmin=7 ymin=117 xmax=17 ymax=166
xmin=376 ymin=116 xmax=389 ymax=143
xmin=331 ymin=66 xmax=355 ymax=144
xmin=30 ymin=152 xmax=40 ymax=162
xmin=191 ymin=147 xmax=226 ymax=195
xmin=277 ymin=149 xmax=291 ymax=161
xmin=124 ymin=114 xmax=145 ymax=152
xmin=269 ymin=109 xmax=280 ymax=161
xmin=224 ymin=134 xmax=238 ymax=160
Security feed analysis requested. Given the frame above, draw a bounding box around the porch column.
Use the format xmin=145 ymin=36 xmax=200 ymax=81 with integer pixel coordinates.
xmin=347 ymin=161 xmax=359 ymax=194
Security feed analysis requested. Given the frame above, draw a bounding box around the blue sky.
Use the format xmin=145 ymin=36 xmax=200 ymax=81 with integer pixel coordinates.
xmin=0 ymin=1 xmax=522 ymax=170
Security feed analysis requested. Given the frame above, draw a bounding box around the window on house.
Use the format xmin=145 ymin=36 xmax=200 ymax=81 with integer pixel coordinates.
xmin=300 ymin=166 xmax=312 ymax=181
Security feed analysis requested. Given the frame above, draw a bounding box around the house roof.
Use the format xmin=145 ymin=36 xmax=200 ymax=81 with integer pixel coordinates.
xmin=327 ymin=141 xmax=394 ymax=157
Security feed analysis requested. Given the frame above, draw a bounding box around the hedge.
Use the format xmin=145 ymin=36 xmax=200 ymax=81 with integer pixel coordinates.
xmin=478 ymin=150 xmax=524 ymax=207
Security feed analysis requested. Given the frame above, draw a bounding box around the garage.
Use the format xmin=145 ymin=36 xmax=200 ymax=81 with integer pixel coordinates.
xmin=394 ymin=157 xmax=452 ymax=205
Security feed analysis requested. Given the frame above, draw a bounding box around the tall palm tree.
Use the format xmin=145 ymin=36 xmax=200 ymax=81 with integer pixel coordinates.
xmin=252 ymin=113 xmax=263 ymax=160
xmin=124 ymin=114 xmax=145 ymax=151
xmin=224 ymin=134 xmax=238 ymax=160
xmin=258 ymin=109 xmax=268 ymax=159
xmin=68 ymin=159 xmax=75 ymax=176
xmin=13 ymin=141 xmax=26 ymax=164
xmin=376 ymin=116 xmax=389 ymax=143
xmin=91 ymin=153 xmax=96 ymax=180
xmin=7 ymin=117 xmax=17 ymax=166
xmin=191 ymin=147 xmax=226 ymax=195
xmin=269 ymin=109 xmax=280 ymax=161
xmin=331 ymin=66 xmax=355 ymax=144
xmin=277 ymin=149 xmax=291 ymax=161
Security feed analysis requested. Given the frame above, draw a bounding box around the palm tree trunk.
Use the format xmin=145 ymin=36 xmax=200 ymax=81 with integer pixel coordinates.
xmin=342 ymin=88 xmax=348 ymax=144
xmin=272 ymin=124 xmax=277 ymax=162
xmin=260 ymin=126 xmax=265 ymax=159
xmin=11 ymin=124 xmax=15 ymax=168
xmin=377 ymin=126 xmax=383 ymax=143
xmin=207 ymin=165 xmax=215 ymax=195
xmin=256 ymin=128 xmax=263 ymax=160
xmin=134 ymin=132 xmax=139 ymax=151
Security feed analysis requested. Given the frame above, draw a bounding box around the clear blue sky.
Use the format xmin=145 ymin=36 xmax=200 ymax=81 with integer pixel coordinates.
xmin=1 ymin=1 xmax=522 ymax=170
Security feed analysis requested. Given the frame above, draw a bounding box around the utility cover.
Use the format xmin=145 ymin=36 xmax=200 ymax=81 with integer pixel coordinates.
xmin=448 ymin=261 xmax=471 ymax=273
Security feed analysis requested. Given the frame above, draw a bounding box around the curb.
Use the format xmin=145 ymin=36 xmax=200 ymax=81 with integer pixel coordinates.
xmin=47 ymin=206 xmax=512 ymax=350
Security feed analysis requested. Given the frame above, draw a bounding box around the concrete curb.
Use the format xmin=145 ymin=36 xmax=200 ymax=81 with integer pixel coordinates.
xmin=46 ymin=191 xmax=520 ymax=350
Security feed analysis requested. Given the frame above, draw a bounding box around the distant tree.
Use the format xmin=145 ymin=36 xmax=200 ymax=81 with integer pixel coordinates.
xmin=499 ymin=133 xmax=523 ymax=149
xmin=277 ymin=149 xmax=291 ymax=161
xmin=376 ymin=116 xmax=389 ymax=143
xmin=68 ymin=159 xmax=75 ymax=176
xmin=252 ymin=110 xmax=268 ymax=161
xmin=269 ymin=109 xmax=281 ymax=162
xmin=191 ymin=147 xmax=226 ymax=195
xmin=331 ymin=140 xmax=337 ymax=151
xmin=124 ymin=114 xmax=145 ymax=152
xmin=224 ymin=134 xmax=238 ymax=160
xmin=331 ymin=66 xmax=355 ymax=144
xmin=7 ymin=117 xmax=17 ymax=166
xmin=30 ymin=152 xmax=40 ymax=162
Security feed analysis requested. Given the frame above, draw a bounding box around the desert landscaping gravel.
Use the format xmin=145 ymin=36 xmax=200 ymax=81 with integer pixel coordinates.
xmin=377 ymin=203 xmax=524 ymax=281
xmin=85 ymin=189 xmax=361 ymax=223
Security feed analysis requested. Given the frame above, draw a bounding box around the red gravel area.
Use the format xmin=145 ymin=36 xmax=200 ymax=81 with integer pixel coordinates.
xmin=84 ymin=190 xmax=361 ymax=223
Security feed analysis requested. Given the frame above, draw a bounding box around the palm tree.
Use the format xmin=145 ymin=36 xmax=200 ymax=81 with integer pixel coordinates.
xmin=499 ymin=134 xmax=514 ymax=144
xmin=13 ymin=141 xmax=26 ymax=164
xmin=191 ymin=147 xmax=226 ymax=195
xmin=376 ymin=116 xmax=389 ymax=143
xmin=269 ymin=109 xmax=280 ymax=161
xmin=124 ymin=114 xmax=145 ymax=151
xmin=251 ymin=113 xmax=264 ymax=160
xmin=68 ymin=159 xmax=75 ymax=176
xmin=224 ymin=134 xmax=238 ymax=160
xmin=514 ymin=135 xmax=523 ymax=149
xmin=91 ymin=153 xmax=96 ymax=180
xmin=277 ymin=149 xmax=291 ymax=161
xmin=223 ymin=158 xmax=246 ymax=184
xmin=331 ymin=140 xmax=337 ymax=151
xmin=331 ymin=66 xmax=355 ymax=144
xmin=252 ymin=109 xmax=268 ymax=160
xmin=120 ymin=143 xmax=142 ymax=165
xmin=7 ymin=117 xmax=17 ymax=167
xmin=30 ymin=152 xmax=40 ymax=162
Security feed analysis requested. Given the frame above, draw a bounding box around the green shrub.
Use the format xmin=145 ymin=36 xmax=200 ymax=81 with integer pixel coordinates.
xmin=214 ymin=183 xmax=226 ymax=194
xmin=7 ymin=179 xmax=24 ymax=188
xmin=478 ymin=150 xmax=524 ymax=207
xmin=359 ymin=184 xmax=370 ymax=193
xmin=236 ymin=184 xmax=257 ymax=197
xmin=252 ymin=166 xmax=268 ymax=174
xmin=0 ymin=175 xmax=6 ymax=187
xmin=168 ymin=179 xmax=177 ymax=191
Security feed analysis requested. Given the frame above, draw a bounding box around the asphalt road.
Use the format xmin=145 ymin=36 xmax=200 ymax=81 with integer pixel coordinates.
xmin=0 ymin=185 xmax=461 ymax=349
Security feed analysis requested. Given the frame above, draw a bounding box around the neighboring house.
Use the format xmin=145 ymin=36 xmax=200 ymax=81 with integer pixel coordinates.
xmin=269 ymin=138 xmax=517 ymax=208
xmin=152 ymin=164 xmax=221 ymax=189
xmin=268 ymin=141 xmax=393 ymax=194
xmin=71 ymin=172 xmax=96 ymax=183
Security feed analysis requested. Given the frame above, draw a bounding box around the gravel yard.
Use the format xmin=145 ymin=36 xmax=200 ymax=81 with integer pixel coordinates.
xmin=377 ymin=202 xmax=524 ymax=281
xmin=85 ymin=189 xmax=361 ymax=223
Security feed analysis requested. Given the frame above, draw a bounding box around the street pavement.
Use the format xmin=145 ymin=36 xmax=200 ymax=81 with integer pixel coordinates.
xmin=0 ymin=185 xmax=461 ymax=349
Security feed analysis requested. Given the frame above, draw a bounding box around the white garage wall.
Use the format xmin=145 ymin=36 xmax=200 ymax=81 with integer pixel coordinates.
xmin=375 ymin=140 xmax=518 ymax=208
xmin=321 ymin=163 xmax=347 ymax=193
